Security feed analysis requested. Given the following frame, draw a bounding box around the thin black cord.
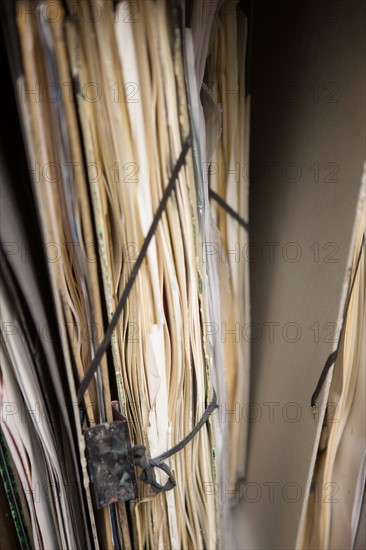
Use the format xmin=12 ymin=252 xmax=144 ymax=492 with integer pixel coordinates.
xmin=311 ymin=234 xmax=364 ymax=407
xmin=209 ymin=188 xmax=249 ymax=231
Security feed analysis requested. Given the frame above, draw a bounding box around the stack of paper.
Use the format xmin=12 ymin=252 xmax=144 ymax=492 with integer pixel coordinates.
xmin=201 ymin=0 xmax=251 ymax=487
xmin=300 ymin=196 xmax=365 ymax=550
xmin=0 ymin=0 xmax=251 ymax=547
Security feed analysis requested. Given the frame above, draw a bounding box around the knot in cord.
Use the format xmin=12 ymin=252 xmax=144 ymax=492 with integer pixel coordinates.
xmin=132 ymin=445 xmax=176 ymax=493
xmin=132 ymin=389 xmax=218 ymax=493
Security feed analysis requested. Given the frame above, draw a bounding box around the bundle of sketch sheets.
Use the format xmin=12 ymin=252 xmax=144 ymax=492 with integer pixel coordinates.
xmin=0 ymin=1 xmax=251 ymax=548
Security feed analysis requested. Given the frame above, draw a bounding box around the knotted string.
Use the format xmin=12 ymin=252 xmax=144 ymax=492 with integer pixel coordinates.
xmin=132 ymin=390 xmax=218 ymax=493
